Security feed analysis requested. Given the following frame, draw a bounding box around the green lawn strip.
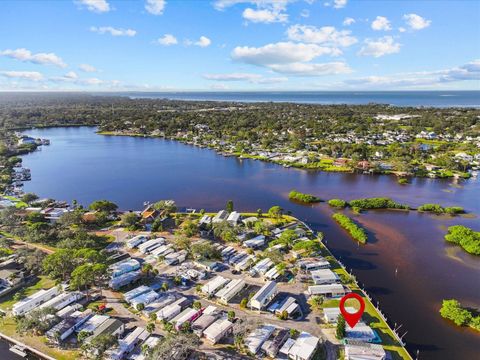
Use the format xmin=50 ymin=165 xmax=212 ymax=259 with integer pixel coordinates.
xmin=0 ymin=276 xmax=55 ymax=312
xmin=320 ymin=244 xmax=411 ymax=360
xmin=0 ymin=316 xmax=79 ymax=360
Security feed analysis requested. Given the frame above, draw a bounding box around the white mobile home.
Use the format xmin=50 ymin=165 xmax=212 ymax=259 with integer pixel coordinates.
xmin=288 ymin=332 xmax=320 ymax=360
xmin=12 ymin=286 xmax=60 ymax=316
xmin=39 ymin=291 xmax=83 ymax=311
xmin=307 ymin=284 xmax=346 ymax=298
xmin=124 ymin=285 xmax=151 ymax=303
xmin=109 ymin=258 xmax=141 ymax=278
xmin=126 ymin=235 xmax=149 ymax=249
xmin=215 ymin=279 xmax=245 ymax=304
xmin=244 ymin=324 xmax=276 ymax=354
xmin=137 ymin=238 xmax=165 ymax=254
xmin=311 ymin=269 xmax=339 ymax=285
xmin=323 ymin=307 xmax=356 ymax=323
xmin=202 ymin=275 xmax=229 ymax=296
xmin=203 ymin=319 xmax=234 ymax=344
xmin=109 ymin=270 xmax=142 ymax=290
xmin=250 ymin=281 xmax=278 ymax=310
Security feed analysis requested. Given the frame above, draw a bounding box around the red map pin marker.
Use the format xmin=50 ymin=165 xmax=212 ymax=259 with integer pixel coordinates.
xmin=339 ymin=293 xmax=365 ymax=328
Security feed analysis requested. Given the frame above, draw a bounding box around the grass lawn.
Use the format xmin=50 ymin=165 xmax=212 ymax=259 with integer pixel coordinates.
xmin=0 ymin=316 xmax=79 ymax=360
xmin=319 ymin=243 xmax=412 ymax=360
xmin=0 ymin=276 xmax=56 ymax=312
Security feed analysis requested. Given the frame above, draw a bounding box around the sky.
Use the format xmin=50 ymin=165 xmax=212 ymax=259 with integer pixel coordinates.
xmin=0 ymin=0 xmax=479 ymax=91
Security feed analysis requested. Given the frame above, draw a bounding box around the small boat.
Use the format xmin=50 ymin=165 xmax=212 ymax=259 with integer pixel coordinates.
xmin=9 ymin=344 xmax=28 ymax=357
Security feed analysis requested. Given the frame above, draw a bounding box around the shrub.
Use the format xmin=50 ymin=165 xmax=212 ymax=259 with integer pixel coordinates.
xmin=444 ymin=225 xmax=480 ymax=255
xmin=288 ymin=190 xmax=321 ymax=204
xmin=349 ymin=197 xmax=409 ymax=210
xmin=332 ymin=213 xmax=367 ymax=244
xmin=328 ymin=199 xmax=347 ymax=208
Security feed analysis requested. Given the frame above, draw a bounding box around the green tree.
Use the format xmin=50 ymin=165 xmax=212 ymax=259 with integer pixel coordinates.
xmin=336 ymin=315 xmax=346 ymax=339
xmin=226 ymin=200 xmax=234 ymax=213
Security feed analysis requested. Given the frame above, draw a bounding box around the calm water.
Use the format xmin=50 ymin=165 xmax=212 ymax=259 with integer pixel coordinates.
xmin=106 ymin=90 xmax=480 ymax=108
xmin=19 ymin=127 xmax=480 ymax=359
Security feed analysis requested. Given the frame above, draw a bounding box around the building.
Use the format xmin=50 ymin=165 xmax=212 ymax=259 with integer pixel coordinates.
xmin=215 ymin=278 xmax=245 ymax=304
xmin=307 ymin=284 xmax=346 ymax=298
xmin=244 ymin=324 xmax=276 ymax=354
xmin=109 ymin=259 xmax=141 ymax=278
xmin=124 ymin=285 xmax=151 ymax=303
xmin=323 ymin=307 xmax=356 ymax=323
xmin=202 ymin=275 xmax=229 ymax=296
xmin=344 ymin=341 xmax=387 ymax=360
xmin=227 ymin=211 xmax=241 ymax=225
xmin=105 ymin=326 xmax=149 ymax=360
xmin=39 ymin=291 xmax=83 ymax=311
xmin=202 ymin=319 xmax=234 ymax=344
xmin=263 ymin=329 xmax=289 ymax=358
xmin=46 ymin=309 xmax=92 ymax=344
xmin=171 ymin=307 xmax=202 ymax=331
xmin=129 ymin=290 xmax=160 ymax=308
xmin=346 ymin=322 xmax=377 ymax=343
xmin=192 ymin=311 xmax=219 ymax=336
xmin=137 ymin=238 xmax=165 ymax=254
xmin=250 ymin=281 xmax=278 ymax=310
xmin=212 ymin=210 xmax=229 ymax=223
xmin=126 ymin=235 xmax=149 ymax=249
xmin=85 ymin=318 xmax=125 ymax=347
xmin=77 ymin=314 xmax=110 ymax=334
xmin=243 ymin=235 xmax=266 ymax=249
xmin=288 ymin=332 xmax=320 ymax=360
xmin=311 ymin=269 xmax=339 ymax=285
xmin=109 ymin=270 xmax=142 ymax=290
xmin=12 ymin=286 xmax=60 ymax=316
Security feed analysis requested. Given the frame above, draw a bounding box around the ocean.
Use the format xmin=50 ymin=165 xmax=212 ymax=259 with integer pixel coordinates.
xmin=104 ymin=90 xmax=480 ymax=108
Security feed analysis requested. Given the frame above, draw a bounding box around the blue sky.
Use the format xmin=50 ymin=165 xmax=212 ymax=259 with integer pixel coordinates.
xmin=0 ymin=0 xmax=479 ymax=91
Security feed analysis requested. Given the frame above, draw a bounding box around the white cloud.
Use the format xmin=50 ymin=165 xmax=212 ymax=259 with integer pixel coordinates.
xmin=286 ymin=25 xmax=357 ymax=47
xmin=358 ymin=36 xmax=400 ymax=57
xmin=324 ymin=0 xmax=347 ymax=9
xmin=344 ymin=60 xmax=480 ymax=88
xmin=214 ymin=0 xmax=291 ymax=11
xmin=343 ymin=17 xmax=355 ymax=26
xmin=156 ymin=34 xmax=178 ymax=46
xmin=371 ymin=16 xmax=391 ymax=31
xmin=232 ymin=42 xmax=341 ymax=66
xmin=300 ymin=9 xmax=310 ymax=18
xmin=1 ymin=71 xmax=44 ymax=81
xmin=268 ymin=62 xmax=351 ymax=76
xmin=231 ymin=41 xmax=349 ymax=76
xmin=79 ymin=64 xmax=98 ymax=72
xmin=64 ymin=71 xmax=78 ymax=79
xmin=90 ymin=26 xmax=136 ymax=37
xmin=145 ymin=0 xmax=166 ymax=15
xmin=243 ymin=8 xmax=288 ymax=23
xmin=403 ymin=13 xmax=431 ymax=31
xmin=204 ymin=72 xmax=288 ymax=84
xmin=76 ymin=0 xmax=110 ymax=13
xmin=0 ymin=48 xmax=67 ymax=68
xmin=194 ymin=36 xmax=212 ymax=47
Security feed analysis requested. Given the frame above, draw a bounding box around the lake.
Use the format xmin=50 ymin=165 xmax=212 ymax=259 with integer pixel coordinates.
xmin=19 ymin=126 xmax=480 ymax=360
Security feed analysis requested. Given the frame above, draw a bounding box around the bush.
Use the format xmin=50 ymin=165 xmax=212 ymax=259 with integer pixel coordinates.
xmin=444 ymin=225 xmax=480 ymax=255
xmin=349 ymin=197 xmax=409 ymax=210
xmin=332 ymin=213 xmax=367 ymax=244
xmin=328 ymin=199 xmax=347 ymax=208
xmin=288 ymin=190 xmax=321 ymax=204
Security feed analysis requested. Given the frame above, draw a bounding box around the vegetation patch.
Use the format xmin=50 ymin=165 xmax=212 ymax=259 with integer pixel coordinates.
xmin=440 ymin=299 xmax=480 ymax=331
xmin=444 ymin=225 xmax=480 ymax=255
xmin=288 ymin=190 xmax=321 ymax=204
xmin=332 ymin=213 xmax=368 ymax=244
